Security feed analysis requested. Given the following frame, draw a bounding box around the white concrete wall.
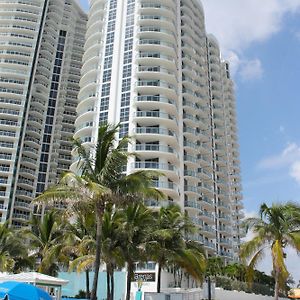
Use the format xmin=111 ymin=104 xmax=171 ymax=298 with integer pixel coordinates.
xmin=143 ymin=288 xmax=288 ymax=300
xmin=215 ymin=288 xmax=287 ymax=300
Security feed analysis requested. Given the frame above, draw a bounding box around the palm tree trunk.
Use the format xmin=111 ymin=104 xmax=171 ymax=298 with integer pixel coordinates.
xmin=126 ymin=262 xmax=133 ymax=300
xmin=86 ymin=269 xmax=90 ymax=299
xmin=111 ymin=267 xmax=114 ymax=300
xmin=106 ymin=267 xmax=111 ymax=300
xmin=157 ymin=263 xmax=162 ymax=293
xmin=91 ymin=204 xmax=104 ymax=300
xmin=274 ymin=270 xmax=279 ymax=300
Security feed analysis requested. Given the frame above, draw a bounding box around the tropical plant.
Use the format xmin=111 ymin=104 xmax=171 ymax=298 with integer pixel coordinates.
xmin=37 ymin=124 xmax=164 ymax=300
xmin=118 ymin=202 xmax=154 ymax=300
xmin=24 ymin=211 xmax=67 ymax=276
xmin=0 ymin=223 xmax=32 ymax=272
xmin=206 ymin=257 xmax=224 ymax=280
xmin=100 ymin=205 xmax=125 ymax=300
xmin=148 ymin=205 xmax=206 ymax=292
xmin=223 ymin=263 xmax=246 ymax=282
xmin=65 ymin=207 xmax=96 ymax=299
xmin=240 ymin=202 xmax=300 ymax=300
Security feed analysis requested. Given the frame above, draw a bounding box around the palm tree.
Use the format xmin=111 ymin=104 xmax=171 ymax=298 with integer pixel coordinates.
xmin=65 ymin=207 xmax=96 ymax=299
xmin=206 ymin=257 xmax=224 ymax=280
xmin=37 ymin=124 xmax=164 ymax=300
xmin=148 ymin=205 xmax=206 ymax=292
xmin=24 ymin=211 xmax=67 ymax=276
xmin=240 ymin=202 xmax=300 ymax=300
xmin=118 ymin=203 xmax=154 ymax=300
xmin=101 ymin=206 xmax=124 ymax=300
xmin=0 ymin=223 xmax=31 ymax=272
xmin=223 ymin=263 xmax=246 ymax=282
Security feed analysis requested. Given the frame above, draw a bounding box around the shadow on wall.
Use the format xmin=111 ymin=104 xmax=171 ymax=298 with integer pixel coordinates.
xmin=58 ymin=271 xmax=126 ymax=299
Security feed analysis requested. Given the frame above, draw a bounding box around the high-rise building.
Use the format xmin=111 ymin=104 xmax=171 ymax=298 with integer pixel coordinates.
xmin=73 ymin=0 xmax=243 ymax=264
xmin=0 ymin=0 xmax=87 ymax=227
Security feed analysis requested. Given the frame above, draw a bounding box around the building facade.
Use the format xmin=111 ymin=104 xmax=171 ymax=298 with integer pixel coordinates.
xmin=0 ymin=0 xmax=86 ymax=227
xmin=73 ymin=0 xmax=243 ymax=263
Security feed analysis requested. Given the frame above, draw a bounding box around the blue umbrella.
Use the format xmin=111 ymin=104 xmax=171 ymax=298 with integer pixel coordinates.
xmin=0 ymin=281 xmax=52 ymax=300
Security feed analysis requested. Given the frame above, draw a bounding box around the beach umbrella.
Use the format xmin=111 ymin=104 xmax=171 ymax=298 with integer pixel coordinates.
xmin=0 ymin=281 xmax=51 ymax=300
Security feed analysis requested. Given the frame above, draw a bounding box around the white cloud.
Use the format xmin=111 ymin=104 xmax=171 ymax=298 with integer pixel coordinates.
xmin=201 ymin=0 xmax=300 ymax=78
xmin=258 ymin=143 xmax=300 ymax=186
xmin=258 ymin=143 xmax=300 ymax=169
xmin=201 ymin=0 xmax=300 ymax=53
xmin=239 ymin=59 xmax=263 ymax=81
xmin=290 ymin=161 xmax=300 ymax=184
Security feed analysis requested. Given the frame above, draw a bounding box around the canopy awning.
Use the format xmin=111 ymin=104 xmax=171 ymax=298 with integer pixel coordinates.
xmin=0 ymin=272 xmax=68 ymax=287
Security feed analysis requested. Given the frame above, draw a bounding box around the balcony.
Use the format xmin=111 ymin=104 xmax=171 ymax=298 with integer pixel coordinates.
xmin=134 ymin=144 xmax=178 ymax=160
xmin=133 ymin=110 xmax=177 ymax=127
xmin=184 ymin=199 xmax=202 ymax=211
xmin=200 ymin=210 xmax=215 ymax=223
xmin=133 ymin=127 xmax=177 ymax=144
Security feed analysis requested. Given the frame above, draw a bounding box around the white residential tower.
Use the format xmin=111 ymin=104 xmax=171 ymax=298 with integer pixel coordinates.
xmin=0 ymin=0 xmax=87 ymax=227
xmin=73 ymin=0 xmax=243 ymax=273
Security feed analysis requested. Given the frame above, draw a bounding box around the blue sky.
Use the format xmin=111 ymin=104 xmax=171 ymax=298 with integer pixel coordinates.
xmin=80 ymin=0 xmax=300 ymax=281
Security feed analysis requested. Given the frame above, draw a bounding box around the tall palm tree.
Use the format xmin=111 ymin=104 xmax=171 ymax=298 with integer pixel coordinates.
xmin=240 ymin=202 xmax=300 ymax=300
xmin=37 ymin=124 xmax=164 ymax=300
xmin=118 ymin=203 xmax=154 ymax=300
xmin=0 ymin=223 xmax=31 ymax=272
xmin=148 ymin=205 xmax=206 ymax=292
xmin=101 ymin=206 xmax=124 ymax=300
xmin=24 ymin=211 xmax=67 ymax=276
xmin=65 ymin=207 xmax=96 ymax=299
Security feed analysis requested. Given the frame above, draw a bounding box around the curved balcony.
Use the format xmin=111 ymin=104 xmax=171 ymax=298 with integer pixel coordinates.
xmin=201 ymin=225 xmax=216 ymax=238
xmin=20 ymin=155 xmax=37 ymax=169
xmin=15 ymin=189 xmax=34 ymax=201
xmin=136 ymin=53 xmax=176 ymax=71
xmin=135 ymin=95 xmax=177 ymax=114
xmin=134 ymin=144 xmax=178 ymax=161
xmin=183 ymin=112 xmax=202 ymax=127
xmin=183 ymin=154 xmax=198 ymax=168
xmin=184 ymin=199 xmax=202 ymax=211
xmin=78 ymin=82 xmax=97 ymax=100
xmin=200 ymin=197 xmax=215 ymax=211
xmin=77 ymin=94 xmax=97 ymax=110
xmin=183 ymin=169 xmax=198 ymax=182
xmin=216 ymin=178 xmax=229 ymax=190
xmin=203 ymin=240 xmax=216 ymax=252
xmin=138 ymin=27 xmax=176 ymax=45
xmin=199 ymin=183 xmax=213 ymax=196
xmin=198 ymin=168 xmax=212 ymax=181
xmin=218 ymin=213 xmax=231 ymax=224
xmin=22 ymin=146 xmax=39 ymax=158
xmin=75 ymin=106 xmax=97 ymax=124
xmin=136 ymin=65 xmax=177 ymax=85
xmin=139 ymin=3 xmax=176 ymax=19
xmin=133 ymin=161 xmax=179 ymax=181
xmin=183 ymin=140 xmax=198 ymax=154
xmin=199 ymin=210 xmax=215 ymax=224
xmin=183 ymin=127 xmax=209 ymax=141
xmin=219 ymin=225 xmax=233 ymax=236
xmin=152 ymin=180 xmax=179 ymax=198
xmin=11 ymin=213 xmax=30 ymax=222
xmin=80 ymin=67 xmax=98 ymax=87
xmin=84 ymin=30 xmax=103 ymax=52
xmin=184 ymin=185 xmax=199 ymax=197
xmin=133 ymin=110 xmax=177 ymax=128
xmin=144 ymin=198 xmax=175 ymax=208
xmin=13 ymin=200 xmax=32 ymax=211
xmin=135 ymin=79 xmax=177 ymax=99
